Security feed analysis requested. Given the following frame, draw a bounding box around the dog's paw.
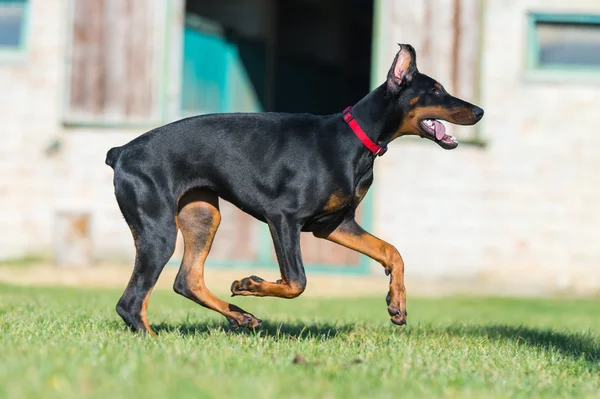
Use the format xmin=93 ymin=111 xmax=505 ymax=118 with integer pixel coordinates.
xmin=387 ymin=306 xmax=407 ymax=326
xmin=226 ymin=313 xmax=262 ymax=330
xmin=386 ymin=291 xmax=407 ymax=326
xmin=231 ymin=275 xmax=264 ymax=296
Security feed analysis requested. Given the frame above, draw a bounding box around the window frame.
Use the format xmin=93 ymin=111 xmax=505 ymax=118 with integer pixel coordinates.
xmin=61 ymin=0 xmax=171 ymax=128
xmin=527 ymin=12 xmax=600 ymax=75
xmin=0 ymin=0 xmax=30 ymax=60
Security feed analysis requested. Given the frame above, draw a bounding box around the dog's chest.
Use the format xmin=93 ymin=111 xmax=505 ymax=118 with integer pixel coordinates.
xmin=321 ymin=170 xmax=374 ymax=214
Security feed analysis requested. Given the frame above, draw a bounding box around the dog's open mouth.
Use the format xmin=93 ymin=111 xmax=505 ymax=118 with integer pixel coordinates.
xmin=420 ymin=119 xmax=458 ymax=150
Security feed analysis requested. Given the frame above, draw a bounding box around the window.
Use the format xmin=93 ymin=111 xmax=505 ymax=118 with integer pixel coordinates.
xmin=0 ymin=0 xmax=28 ymax=51
xmin=528 ymin=13 xmax=600 ymax=72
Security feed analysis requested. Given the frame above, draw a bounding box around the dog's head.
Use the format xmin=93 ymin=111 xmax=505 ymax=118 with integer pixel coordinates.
xmin=386 ymin=44 xmax=484 ymax=149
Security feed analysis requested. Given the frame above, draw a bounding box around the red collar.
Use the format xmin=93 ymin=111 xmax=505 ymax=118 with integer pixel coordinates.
xmin=342 ymin=107 xmax=387 ymax=156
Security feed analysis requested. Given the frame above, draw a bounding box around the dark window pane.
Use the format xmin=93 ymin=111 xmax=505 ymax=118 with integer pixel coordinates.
xmin=536 ymin=21 xmax=600 ymax=67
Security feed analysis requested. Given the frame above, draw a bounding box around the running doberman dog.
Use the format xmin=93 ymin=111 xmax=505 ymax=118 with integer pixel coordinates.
xmin=106 ymin=44 xmax=484 ymax=334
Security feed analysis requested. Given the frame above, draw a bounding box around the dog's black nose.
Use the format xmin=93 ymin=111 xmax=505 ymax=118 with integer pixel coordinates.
xmin=472 ymin=106 xmax=484 ymax=119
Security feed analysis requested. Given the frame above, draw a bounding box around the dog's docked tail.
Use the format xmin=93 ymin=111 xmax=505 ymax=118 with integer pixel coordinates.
xmin=105 ymin=146 xmax=122 ymax=169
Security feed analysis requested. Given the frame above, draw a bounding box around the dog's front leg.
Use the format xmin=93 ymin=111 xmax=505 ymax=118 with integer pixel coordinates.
xmin=231 ymin=215 xmax=307 ymax=298
xmin=314 ymin=217 xmax=407 ymax=325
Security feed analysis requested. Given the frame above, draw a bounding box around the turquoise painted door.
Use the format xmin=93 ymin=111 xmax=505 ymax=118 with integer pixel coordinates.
xmin=181 ymin=26 xmax=229 ymax=115
xmin=181 ymin=18 xmax=262 ymax=116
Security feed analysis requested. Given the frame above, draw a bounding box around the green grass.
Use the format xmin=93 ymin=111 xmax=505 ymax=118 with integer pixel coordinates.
xmin=0 ymin=284 xmax=598 ymax=399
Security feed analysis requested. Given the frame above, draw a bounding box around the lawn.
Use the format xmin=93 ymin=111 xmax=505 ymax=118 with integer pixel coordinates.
xmin=0 ymin=284 xmax=598 ymax=399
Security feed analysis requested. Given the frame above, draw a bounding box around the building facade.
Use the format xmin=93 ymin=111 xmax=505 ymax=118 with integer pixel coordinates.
xmin=1 ymin=0 xmax=599 ymax=294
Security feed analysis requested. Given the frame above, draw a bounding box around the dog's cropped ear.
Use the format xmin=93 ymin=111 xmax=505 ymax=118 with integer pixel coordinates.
xmin=387 ymin=44 xmax=418 ymax=91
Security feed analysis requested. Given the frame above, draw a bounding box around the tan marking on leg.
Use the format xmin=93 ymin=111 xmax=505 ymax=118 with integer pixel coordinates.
xmin=140 ymin=289 xmax=156 ymax=336
xmin=318 ymin=221 xmax=406 ymax=325
xmin=176 ymin=190 xmax=261 ymax=328
xmin=231 ymin=278 xmax=304 ymax=298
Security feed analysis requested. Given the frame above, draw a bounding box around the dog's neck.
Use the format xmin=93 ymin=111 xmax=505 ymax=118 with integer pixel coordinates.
xmin=349 ymin=83 xmax=404 ymax=148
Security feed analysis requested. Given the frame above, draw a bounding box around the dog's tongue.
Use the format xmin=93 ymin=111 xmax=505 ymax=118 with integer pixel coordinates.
xmin=433 ymin=120 xmax=446 ymax=141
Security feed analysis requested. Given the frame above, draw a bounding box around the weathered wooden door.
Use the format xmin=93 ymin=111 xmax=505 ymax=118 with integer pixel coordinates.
xmin=65 ymin=0 xmax=165 ymax=124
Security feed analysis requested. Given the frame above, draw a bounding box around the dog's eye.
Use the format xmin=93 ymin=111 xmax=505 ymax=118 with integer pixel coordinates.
xmin=431 ymin=88 xmax=442 ymax=96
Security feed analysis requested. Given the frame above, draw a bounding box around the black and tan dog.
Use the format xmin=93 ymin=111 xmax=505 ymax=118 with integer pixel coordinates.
xmin=106 ymin=44 xmax=483 ymax=334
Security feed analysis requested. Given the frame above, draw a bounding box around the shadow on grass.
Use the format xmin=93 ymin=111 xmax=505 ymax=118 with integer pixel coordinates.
xmin=148 ymin=320 xmax=599 ymax=365
xmin=153 ymin=320 xmax=355 ymax=340
xmin=444 ymin=324 xmax=600 ymax=365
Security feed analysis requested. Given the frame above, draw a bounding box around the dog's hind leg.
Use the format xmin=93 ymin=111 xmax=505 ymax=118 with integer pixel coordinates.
xmin=173 ymin=189 xmax=262 ymax=329
xmin=116 ymin=204 xmax=177 ymax=335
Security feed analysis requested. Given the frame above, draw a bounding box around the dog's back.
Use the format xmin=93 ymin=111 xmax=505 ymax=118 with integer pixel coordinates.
xmin=106 ymin=111 xmax=361 ymax=226
xmin=106 ymin=112 xmax=336 ymax=168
